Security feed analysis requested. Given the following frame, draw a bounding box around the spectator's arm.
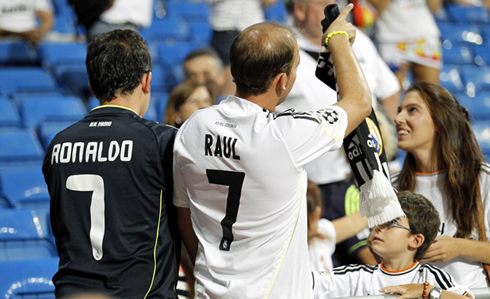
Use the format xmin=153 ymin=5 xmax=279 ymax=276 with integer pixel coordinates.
xmin=381 ymin=91 xmax=400 ymax=122
xmin=37 ymin=9 xmax=53 ymax=34
xmin=332 ymin=212 xmax=368 ymax=244
xmin=329 ymin=5 xmax=372 ymax=137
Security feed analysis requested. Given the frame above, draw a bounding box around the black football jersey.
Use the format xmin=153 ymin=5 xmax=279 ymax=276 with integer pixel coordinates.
xmin=43 ymin=106 xmax=178 ymax=299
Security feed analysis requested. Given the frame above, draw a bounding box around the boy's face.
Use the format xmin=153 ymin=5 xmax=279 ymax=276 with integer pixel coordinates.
xmin=368 ymin=217 xmax=416 ymax=261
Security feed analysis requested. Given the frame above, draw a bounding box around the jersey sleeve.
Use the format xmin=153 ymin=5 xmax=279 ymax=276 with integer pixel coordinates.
xmin=313 ymin=265 xmax=364 ymax=298
xmin=173 ymin=129 xmax=191 ymax=209
xmin=275 ymin=105 xmax=348 ymax=168
xmin=423 ymin=264 xmax=472 ymax=297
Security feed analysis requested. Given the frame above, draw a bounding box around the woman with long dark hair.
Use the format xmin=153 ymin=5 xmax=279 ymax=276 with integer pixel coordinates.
xmin=392 ymin=82 xmax=490 ymax=288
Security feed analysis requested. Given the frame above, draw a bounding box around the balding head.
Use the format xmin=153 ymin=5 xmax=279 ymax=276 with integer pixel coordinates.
xmin=230 ymin=22 xmax=297 ymax=97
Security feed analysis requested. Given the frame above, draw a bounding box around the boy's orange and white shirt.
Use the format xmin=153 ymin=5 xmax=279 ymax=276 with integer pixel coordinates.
xmin=313 ymin=262 xmax=472 ymax=299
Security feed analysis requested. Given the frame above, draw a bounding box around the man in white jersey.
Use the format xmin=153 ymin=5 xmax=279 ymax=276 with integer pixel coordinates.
xmin=174 ymin=5 xmax=372 ymax=298
xmin=280 ymin=0 xmax=401 ymax=267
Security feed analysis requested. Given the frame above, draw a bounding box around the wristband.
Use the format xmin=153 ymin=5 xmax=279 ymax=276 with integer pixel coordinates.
xmin=325 ymin=30 xmax=350 ymax=47
xmin=423 ymin=282 xmax=429 ymax=299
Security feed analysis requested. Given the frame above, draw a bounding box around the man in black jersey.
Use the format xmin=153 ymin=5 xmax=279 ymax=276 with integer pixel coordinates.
xmin=43 ymin=29 xmax=179 ymax=299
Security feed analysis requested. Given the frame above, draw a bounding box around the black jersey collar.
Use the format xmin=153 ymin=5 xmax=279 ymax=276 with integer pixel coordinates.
xmin=91 ymin=105 xmax=139 ymax=116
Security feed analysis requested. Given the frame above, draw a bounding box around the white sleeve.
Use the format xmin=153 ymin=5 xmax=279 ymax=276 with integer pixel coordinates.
xmin=35 ymin=0 xmax=52 ymax=12
xmin=313 ymin=267 xmax=360 ymax=299
xmin=275 ymin=105 xmax=348 ymax=168
xmin=173 ymin=132 xmax=191 ymax=208
xmin=424 ymin=264 xmax=472 ymax=297
xmin=318 ymin=219 xmax=336 ymax=256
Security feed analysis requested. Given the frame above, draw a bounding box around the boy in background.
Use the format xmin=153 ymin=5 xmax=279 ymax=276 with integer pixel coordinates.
xmin=314 ymin=191 xmax=472 ymax=299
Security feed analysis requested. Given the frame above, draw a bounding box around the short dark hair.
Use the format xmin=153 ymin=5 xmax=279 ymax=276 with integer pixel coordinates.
xmin=183 ymin=48 xmax=223 ymax=70
xmin=230 ymin=22 xmax=296 ymax=97
xmin=86 ymin=29 xmax=152 ymax=102
xmin=397 ymin=191 xmax=440 ymax=260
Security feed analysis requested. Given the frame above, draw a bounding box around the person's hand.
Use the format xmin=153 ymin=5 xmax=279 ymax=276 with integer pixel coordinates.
xmin=380 ymin=283 xmax=428 ymax=299
xmin=421 ymin=236 xmax=462 ymax=263
xmin=323 ymin=4 xmax=356 ymax=46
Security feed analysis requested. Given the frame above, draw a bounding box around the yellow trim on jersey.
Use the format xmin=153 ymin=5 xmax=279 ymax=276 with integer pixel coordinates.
xmin=264 ymin=172 xmax=304 ymax=298
xmin=143 ymin=190 xmax=163 ymax=299
xmin=344 ymin=185 xmax=360 ymax=216
xmin=348 ymin=240 xmax=367 ymax=254
xmin=91 ymin=104 xmax=138 ymax=115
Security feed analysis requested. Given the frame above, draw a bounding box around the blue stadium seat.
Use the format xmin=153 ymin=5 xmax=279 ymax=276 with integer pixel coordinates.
xmin=440 ymin=64 xmax=464 ymax=93
xmin=442 ymin=45 xmax=473 ymax=64
xmin=438 ymin=23 xmax=482 ymax=46
xmin=189 ymin=20 xmax=213 ymax=46
xmin=0 ymin=167 xmax=49 ymax=210
xmin=0 ymin=195 xmax=8 ymax=209
xmin=446 ymin=4 xmax=490 ymax=24
xmin=38 ymin=43 xmax=87 ymax=68
xmin=0 ymin=41 xmax=38 ymax=65
xmin=19 ymin=95 xmax=86 ymax=129
xmin=151 ymin=65 xmax=168 ymax=93
xmin=473 ymin=46 xmax=490 ymax=66
xmin=165 ymin=1 xmax=211 ymax=22
xmin=155 ymin=93 xmax=170 ymax=120
xmin=456 ymin=92 xmax=490 ymax=120
xmin=481 ymin=24 xmax=490 ymax=46
xmin=54 ymin=64 xmax=89 ymax=98
xmin=0 ymin=258 xmax=58 ymax=298
xmin=145 ymin=98 xmax=160 ymax=122
xmin=434 ymin=7 xmax=450 ymax=23
xmin=472 ymin=120 xmax=490 ymax=155
xmin=158 ymin=41 xmax=198 ymax=68
xmin=0 ymin=68 xmax=59 ymax=97
xmin=460 ymin=66 xmax=490 ymax=93
xmin=264 ymin=0 xmax=287 ymax=23
xmin=141 ymin=17 xmax=189 ymax=42
xmin=0 ymin=98 xmax=21 ymax=128
xmin=0 ymin=129 xmax=44 ymax=164
xmin=0 ymin=209 xmax=56 ymax=260
xmin=39 ymin=120 xmax=76 ymax=150
xmin=89 ymin=94 xmax=163 ymax=123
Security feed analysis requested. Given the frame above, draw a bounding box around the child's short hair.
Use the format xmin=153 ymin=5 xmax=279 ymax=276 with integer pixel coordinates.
xmin=397 ymin=191 xmax=440 ymax=260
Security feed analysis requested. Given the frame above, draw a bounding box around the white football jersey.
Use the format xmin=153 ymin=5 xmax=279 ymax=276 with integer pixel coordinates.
xmin=174 ymin=96 xmax=348 ymax=299
xmin=392 ymin=164 xmax=490 ymax=288
xmin=313 ymin=262 xmax=471 ymax=299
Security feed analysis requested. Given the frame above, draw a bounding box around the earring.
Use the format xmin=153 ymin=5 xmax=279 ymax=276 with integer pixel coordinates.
xmin=175 ymin=117 xmax=182 ymax=126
